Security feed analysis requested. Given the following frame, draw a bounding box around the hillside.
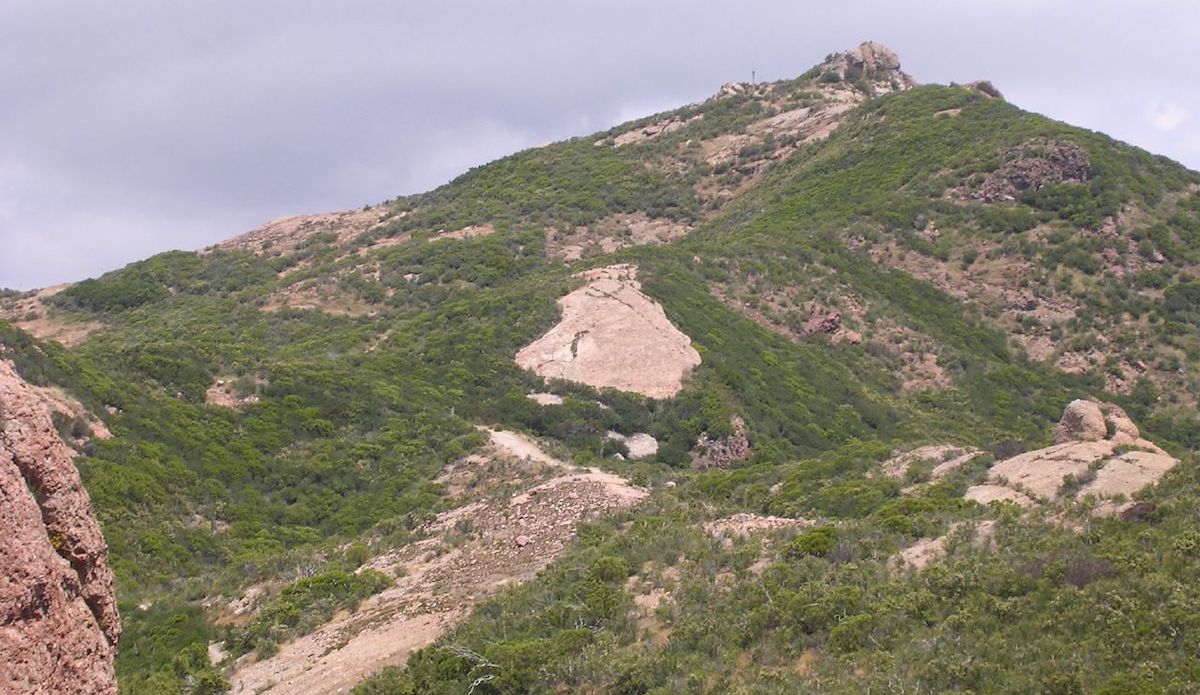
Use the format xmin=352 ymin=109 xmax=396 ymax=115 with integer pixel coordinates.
xmin=2 ymin=42 xmax=1200 ymax=694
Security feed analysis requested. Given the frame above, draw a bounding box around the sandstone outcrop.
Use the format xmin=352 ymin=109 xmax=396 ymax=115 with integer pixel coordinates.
xmin=515 ymin=265 xmax=701 ymax=399
xmin=817 ymin=41 xmax=917 ymax=93
xmin=703 ymin=514 xmax=814 ymax=539
xmin=215 ymin=208 xmax=390 ymax=256
xmin=1053 ymin=399 xmax=1109 ymax=443
xmin=0 ymin=360 xmax=121 ymax=695
xmin=966 ymin=399 xmax=1176 ymax=515
xmin=880 ymin=444 xmax=983 ymax=488
xmin=606 ymin=431 xmax=659 ymax=460
xmin=894 ymin=520 xmax=997 ymax=571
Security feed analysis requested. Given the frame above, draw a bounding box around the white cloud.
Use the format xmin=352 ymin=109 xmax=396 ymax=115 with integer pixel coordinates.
xmin=1147 ymin=100 xmax=1192 ymax=133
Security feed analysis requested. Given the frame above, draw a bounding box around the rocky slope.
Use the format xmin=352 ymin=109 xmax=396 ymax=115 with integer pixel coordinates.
xmin=228 ymin=429 xmax=645 ymax=695
xmin=0 ymin=360 xmax=121 ymax=695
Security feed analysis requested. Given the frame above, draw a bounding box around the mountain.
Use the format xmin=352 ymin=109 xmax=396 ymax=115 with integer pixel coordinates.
xmin=2 ymin=41 xmax=1200 ymax=693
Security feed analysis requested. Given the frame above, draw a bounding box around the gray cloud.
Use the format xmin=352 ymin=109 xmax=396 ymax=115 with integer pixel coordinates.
xmin=3 ymin=1 xmax=1198 ymax=289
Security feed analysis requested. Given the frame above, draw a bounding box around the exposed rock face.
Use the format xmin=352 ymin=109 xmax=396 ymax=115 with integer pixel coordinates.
xmin=803 ymin=310 xmax=842 ymax=335
xmin=0 ymin=360 xmax=120 ymax=695
xmin=966 ymin=80 xmax=1004 ymax=99
xmin=515 ymin=265 xmax=701 ymax=399
xmin=817 ymin=41 xmax=917 ymax=93
xmin=952 ymin=139 xmax=1092 ymax=203
xmin=693 ymin=416 xmax=751 ymax=469
xmin=525 ymin=392 xmax=564 ymax=406
xmin=545 ymin=213 xmax=692 ymax=263
xmin=1053 ymin=399 xmax=1109 ymax=443
xmin=894 ymin=520 xmax=996 ymax=571
xmin=966 ymin=399 xmax=1176 ymax=516
xmin=612 ymin=115 xmax=701 ymax=147
xmin=1053 ymin=399 xmax=1141 ymax=445
xmin=606 ymin=431 xmax=659 ymax=460
xmin=880 ymin=444 xmax=983 ymax=490
xmin=703 ymin=513 xmax=813 ymax=539
xmin=0 ymin=285 xmax=104 ymax=347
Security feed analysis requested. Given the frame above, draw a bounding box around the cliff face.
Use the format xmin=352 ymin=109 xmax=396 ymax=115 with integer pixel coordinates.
xmin=0 ymin=360 xmax=120 ymax=695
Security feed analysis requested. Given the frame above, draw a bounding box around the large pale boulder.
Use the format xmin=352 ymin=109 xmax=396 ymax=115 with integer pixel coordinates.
xmin=515 ymin=265 xmax=701 ymax=399
xmin=1053 ymin=399 xmax=1107 ymax=443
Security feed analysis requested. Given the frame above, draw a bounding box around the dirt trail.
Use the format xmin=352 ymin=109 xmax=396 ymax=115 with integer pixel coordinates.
xmin=229 ymin=430 xmax=646 ymax=695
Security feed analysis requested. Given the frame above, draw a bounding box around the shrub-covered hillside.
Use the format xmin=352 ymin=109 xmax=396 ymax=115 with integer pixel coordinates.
xmin=2 ymin=42 xmax=1198 ymax=693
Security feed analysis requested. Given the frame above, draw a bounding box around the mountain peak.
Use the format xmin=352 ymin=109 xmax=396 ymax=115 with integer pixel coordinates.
xmin=817 ymin=40 xmax=916 ymax=92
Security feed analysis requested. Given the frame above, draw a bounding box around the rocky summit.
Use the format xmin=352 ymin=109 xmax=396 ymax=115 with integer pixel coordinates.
xmin=2 ymin=40 xmax=1200 ymax=694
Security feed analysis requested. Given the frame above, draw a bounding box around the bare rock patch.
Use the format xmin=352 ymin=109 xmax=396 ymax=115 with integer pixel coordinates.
xmin=880 ymin=444 xmax=983 ymax=489
xmin=229 ymin=430 xmax=645 ymax=695
xmin=0 ymin=285 xmax=104 ymax=346
xmin=215 ymin=208 xmax=389 ymax=256
xmin=431 ymin=223 xmax=495 ymax=241
xmin=966 ymin=400 xmax=1176 ymax=515
xmin=894 ymin=520 xmax=997 ymax=571
xmin=703 ymin=513 xmax=814 ymax=539
xmin=515 ymin=265 xmax=701 ymax=399
xmin=526 ymin=392 xmax=564 ymax=406
xmin=606 ymin=431 xmax=659 ymax=460
xmin=545 ymin=213 xmax=692 ymax=263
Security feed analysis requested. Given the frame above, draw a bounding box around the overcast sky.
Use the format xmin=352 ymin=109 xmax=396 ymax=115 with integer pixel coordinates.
xmin=3 ymin=1 xmax=1198 ymax=290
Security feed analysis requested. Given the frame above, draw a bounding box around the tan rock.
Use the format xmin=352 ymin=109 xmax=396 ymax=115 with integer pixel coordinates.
xmin=703 ymin=513 xmax=814 ymax=539
xmin=894 ymin=520 xmax=997 ymax=570
xmin=215 ymin=208 xmax=389 ymax=256
xmin=968 ymin=400 xmax=1177 ymax=515
xmin=1099 ymin=402 xmax=1140 ymax=445
xmin=963 ymin=484 xmax=1037 ymax=507
xmin=526 ymin=392 xmax=564 ymax=406
xmin=1053 ymin=399 xmax=1107 ymax=443
xmin=606 ymin=431 xmax=659 ymax=460
xmin=880 ymin=444 xmax=981 ymax=483
xmin=816 ymin=41 xmax=917 ymax=92
xmin=431 ymin=223 xmax=495 ymax=241
xmin=515 ymin=265 xmax=701 ymax=399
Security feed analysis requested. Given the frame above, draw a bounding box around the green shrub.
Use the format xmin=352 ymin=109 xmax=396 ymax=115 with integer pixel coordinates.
xmin=786 ymin=527 xmax=838 ymax=558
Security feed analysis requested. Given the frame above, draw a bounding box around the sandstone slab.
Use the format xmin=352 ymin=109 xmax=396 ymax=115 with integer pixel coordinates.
xmin=515 ymin=265 xmax=701 ymax=399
